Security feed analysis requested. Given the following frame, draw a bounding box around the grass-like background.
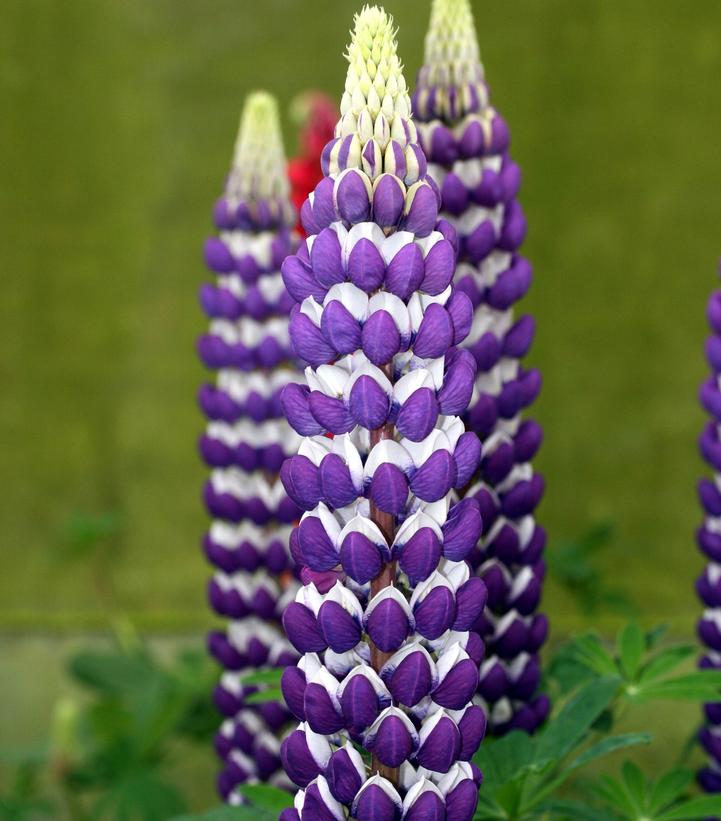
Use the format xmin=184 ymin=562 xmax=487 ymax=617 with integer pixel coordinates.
xmin=2 ymin=0 xmax=721 ymax=811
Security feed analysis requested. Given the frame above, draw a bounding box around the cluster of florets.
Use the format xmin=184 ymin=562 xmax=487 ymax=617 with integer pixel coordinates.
xmin=276 ymin=8 xmax=488 ymax=820
xmin=198 ymin=92 xmax=301 ymax=800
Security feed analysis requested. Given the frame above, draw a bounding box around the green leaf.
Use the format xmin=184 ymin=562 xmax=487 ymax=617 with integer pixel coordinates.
xmin=238 ymin=784 xmax=293 ymax=811
xmin=654 ymin=795 xmax=721 ymax=820
xmin=68 ymin=650 xmax=156 ymax=695
xmin=473 ymin=730 xmax=537 ymax=796
xmin=628 ymin=670 xmax=721 ymax=703
xmin=587 ymin=774 xmax=639 ymax=817
xmin=621 ymin=760 xmax=646 ymax=809
xmin=638 ymin=645 xmax=695 ymax=683
xmin=571 ymin=634 xmax=619 ymax=677
xmin=239 ymin=669 xmax=284 ymax=687
xmin=535 ymin=676 xmax=621 ymax=766
xmin=244 ymin=688 xmax=283 ymax=705
xmin=645 ymin=623 xmax=669 ymax=649
xmin=648 ymin=769 xmax=694 ymax=813
xmin=568 ymin=732 xmax=651 ymax=771
xmin=93 ymin=771 xmax=185 ymax=820
xmin=617 ymin=622 xmax=645 ymax=680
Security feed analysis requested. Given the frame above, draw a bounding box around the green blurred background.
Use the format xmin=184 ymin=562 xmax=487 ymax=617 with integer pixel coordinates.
xmin=2 ymin=0 xmax=721 ymax=813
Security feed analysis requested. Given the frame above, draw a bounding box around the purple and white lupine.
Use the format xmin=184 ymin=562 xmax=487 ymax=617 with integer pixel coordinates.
xmin=198 ymin=92 xmax=301 ymax=801
xmin=276 ymin=7 xmax=488 ymax=820
xmin=696 ymin=262 xmax=721 ymax=797
xmin=412 ymin=0 xmax=548 ymax=736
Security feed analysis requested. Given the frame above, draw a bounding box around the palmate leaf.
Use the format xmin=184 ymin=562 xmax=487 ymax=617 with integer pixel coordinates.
xmin=473 ymin=730 xmax=537 ymax=797
xmin=626 ymin=670 xmax=721 ymax=703
xmin=648 ymin=769 xmax=694 ymax=814
xmin=638 ymin=645 xmax=695 ymax=683
xmin=654 ymin=795 xmax=721 ymax=820
xmin=568 ymin=732 xmax=651 ymax=771
xmin=617 ymin=622 xmax=645 ymax=680
xmin=534 ymin=676 xmax=620 ymax=766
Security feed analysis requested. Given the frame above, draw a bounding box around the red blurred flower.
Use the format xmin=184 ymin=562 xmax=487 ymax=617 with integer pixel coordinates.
xmin=288 ymin=92 xmax=337 ymax=234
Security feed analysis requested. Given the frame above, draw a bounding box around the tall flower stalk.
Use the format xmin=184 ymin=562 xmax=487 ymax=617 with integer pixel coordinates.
xmin=697 ymin=263 xmax=721 ymax=798
xmin=412 ymin=0 xmax=548 ymax=736
xmin=198 ymin=92 xmax=301 ymax=801
xmin=277 ymin=7 xmax=487 ymax=819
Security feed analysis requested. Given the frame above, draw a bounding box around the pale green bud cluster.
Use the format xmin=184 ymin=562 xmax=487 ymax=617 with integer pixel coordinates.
xmin=340 ymin=6 xmax=411 ymax=123
xmin=227 ymin=91 xmax=290 ymax=203
xmin=423 ymin=0 xmax=484 ymax=89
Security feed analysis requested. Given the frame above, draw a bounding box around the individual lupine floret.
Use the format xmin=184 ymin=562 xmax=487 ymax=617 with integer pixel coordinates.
xmin=277 ymin=7 xmax=487 ymax=820
xmin=198 ymin=91 xmax=301 ymax=801
xmin=696 ymin=261 xmax=721 ymax=798
xmin=412 ymin=0 xmax=548 ymax=736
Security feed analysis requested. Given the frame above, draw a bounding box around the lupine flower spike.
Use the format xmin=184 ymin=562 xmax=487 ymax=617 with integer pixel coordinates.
xmin=198 ymin=91 xmax=301 ymax=801
xmin=696 ymin=261 xmax=721 ymax=800
xmin=278 ymin=6 xmax=488 ymax=819
xmin=412 ymin=0 xmax=549 ymax=736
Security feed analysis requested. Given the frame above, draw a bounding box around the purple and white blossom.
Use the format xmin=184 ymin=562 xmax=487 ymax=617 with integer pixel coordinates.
xmin=696 ymin=262 xmax=721 ymax=797
xmin=412 ymin=0 xmax=548 ymax=736
xmin=198 ymin=92 xmax=301 ymax=801
xmin=278 ymin=7 xmax=487 ymax=819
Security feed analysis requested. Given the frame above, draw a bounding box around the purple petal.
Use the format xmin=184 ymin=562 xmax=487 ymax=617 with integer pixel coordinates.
xmin=416 ymin=716 xmax=460 ymax=772
xmin=432 ymin=658 xmax=479 ymax=710
xmin=410 ymin=448 xmax=456 ymax=502
xmin=311 ymin=228 xmax=345 ymax=288
xmin=396 ymin=388 xmax=439 ymax=442
xmin=281 ymin=666 xmax=307 ymax=721
xmin=442 ymin=499 xmax=482 ymax=561
xmin=320 ymin=453 xmax=360 ymax=508
xmin=454 ymin=431 xmax=482 ymax=488
xmin=386 ymin=650 xmax=433 ymax=707
xmin=348 ymin=237 xmax=386 ymax=292
xmin=369 ymin=714 xmax=414 ymax=767
xmin=421 ymin=239 xmax=455 ymax=295
xmin=362 ymin=309 xmax=401 ymax=365
xmin=366 ymin=597 xmax=410 ymax=653
xmin=298 ymin=514 xmax=338 ymax=571
xmin=340 ymin=674 xmax=382 ymax=732
xmin=304 ymin=683 xmax=344 ymax=734
xmin=335 ymin=169 xmax=371 ymax=223
xmin=327 ymin=748 xmax=363 ymax=805
xmin=453 ymin=578 xmax=488 ymax=631
xmin=349 ymin=374 xmax=392 ymax=429
xmin=320 ymin=299 xmax=363 ymax=356
xmin=280 ymin=729 xmax=324 ymax=788
xmin=370 ymin=463 xmax=409 ymax=515
xmin=289 ymin=309 xmax=336 ymax=366
xmin=204 ymin=237 xmax=234 ymax=273
xmin=282 ymin=601 xmax=327 ymax=653
xmin=319 ymin=600 xmax=362 ymax=653
xmin=414 ymin=303 xmax=454 ymax=359
xmin=309 ymin=391 xmax=356 ymax=434
xmin=282 ymin=254 xmax=327 ymax=304
xmin=397 ymin=527 xmax=442 ymax=584
xmin=340 ymin=531 xmax=384 ymax=585
xmin=373 ymin=174 xmax=406 ymax=228
xmin=281 ymin=455 xmax=321 ymax=510
xmin=414 ymin=586 xmax=456 ymax=639
xmin=385 ymin=242 xmax=425 ymax=300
